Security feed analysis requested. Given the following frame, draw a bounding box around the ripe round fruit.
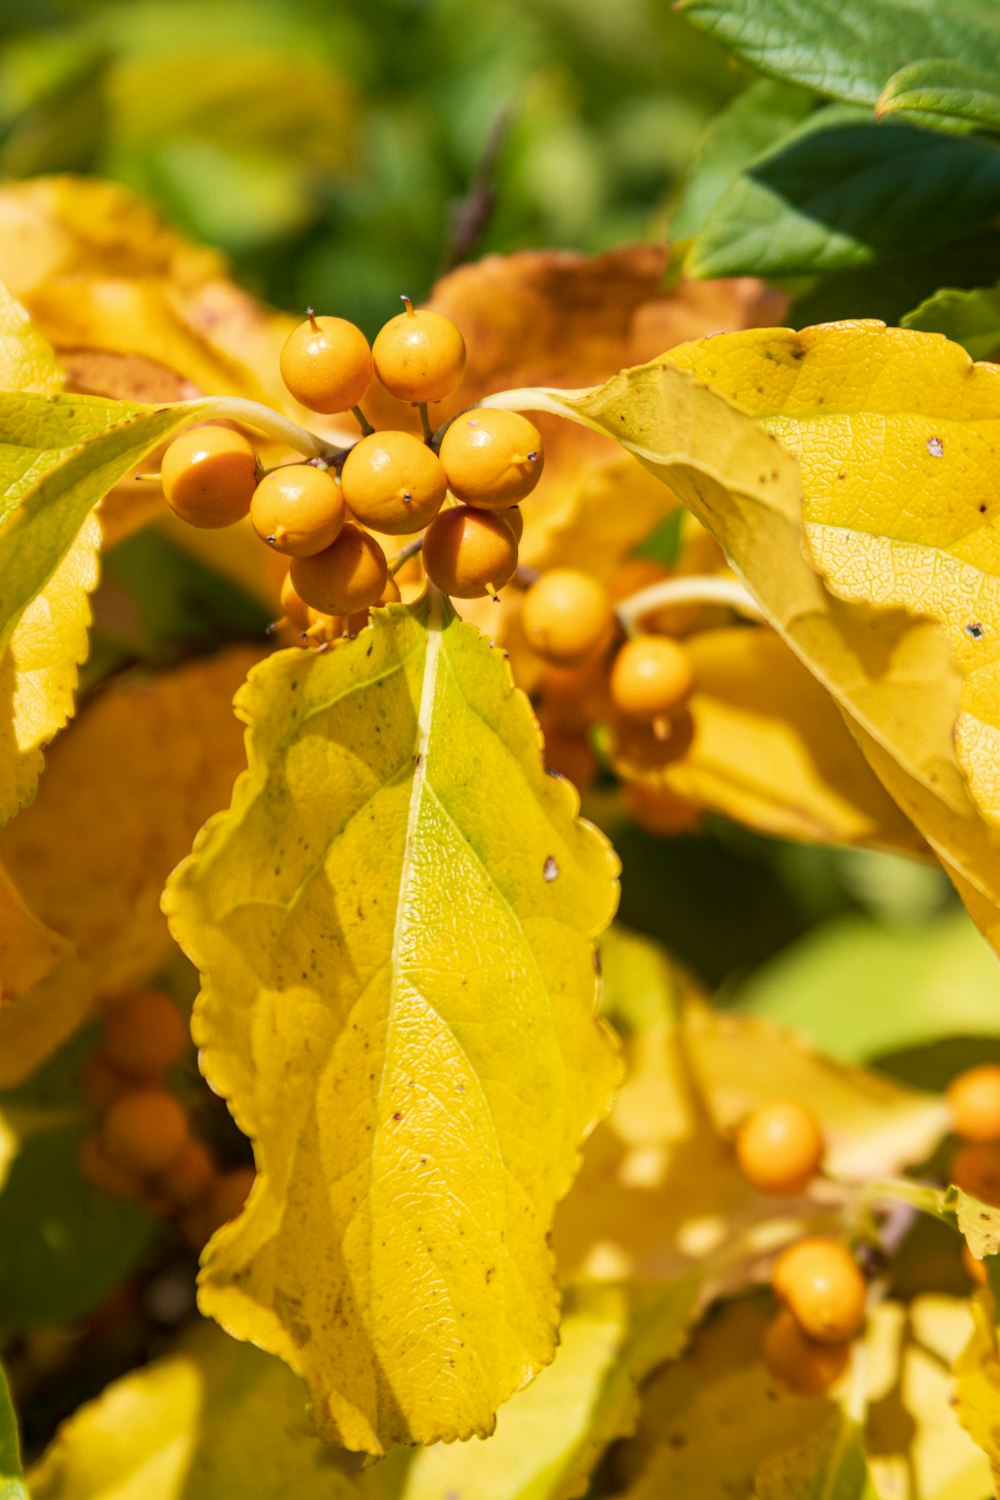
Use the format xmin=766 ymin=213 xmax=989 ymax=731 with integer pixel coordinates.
xmin=950 ymin=1142 xmax=1000 ymax=1205
xmin=735 ymin=1100 xmax=824 ymax=1196
xmin=78 ymin=1131 xmax=145 ymax=1199
xmin=540 ymin=722 xmax=598 ymax=790
xmin=948 ymin=1064 xmax=1000 ymax=1142
xmin=422 ymin=505 xmax=519 ymax=599
xmin=964 ymin=1243 xmax=988 ymax=1286
xmin=81 ymin=1052 xmax=132 ymax=1114
xmin=772 ymin=1237 xmax=867 ymax=1344
xmin=439 ymin=409 xmax=544 ymax=510
xmin=341 ymin=431 xmax=447 ymax=535
xmin=522 ymin=569 xmax=614 ymax=666
xmin=290 ymin=523 xmax=388 ymax=616
xmin=504 ymin=506 xmax=524 ymax=543
xmin=539 ymin=655 xmax=612 ymax=733
xmin=279 ymin=313 xmax=372 ymax=414
xmin=160 ymin=426 xmax=257 ymax=528
xmin=621 ymin=780 xmax=700 ymax=836
xmin=762 ymin=1309 xmax=850 ymax=1395
xmin=159 ymin=1138 xmax=216 ymax=1210
xmin=101 ymin=989 xmax=187 ymax=1081
xmin=610 ymin=635 xmax=695 ymax=722
xmin=101 ymin=1087 xmax=189 ymax=1176
xmin=280 ymin=569 xmax=311 ymax=633
xmin=372 ymin=299 xmax=466 ymax=403
xmin=251 ymin=464 xmax=345 ymax=556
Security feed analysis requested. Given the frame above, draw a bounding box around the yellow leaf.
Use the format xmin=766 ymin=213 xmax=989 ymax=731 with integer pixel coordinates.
xmin=489 ymin=359 xmax=1000 ymax=947
xmin=164 ymin=599 xmax=620 ymax=1454
xmin=616 ymin=627 xmax=925 ymax=854
xmin=0 ymin=860 xmax=70 ymax=1002
xmin=0 ymin=279 xmax=62 ymax=397
xmin=0 ymin=646 xmax=259 ymax=1084
xmin=953 ymin=1291 xmax=1000 ymax=1491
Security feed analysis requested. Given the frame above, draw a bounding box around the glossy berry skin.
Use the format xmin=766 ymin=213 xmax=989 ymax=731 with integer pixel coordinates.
xmin=735 ymin=1100 xmax=824 ymax=1196
xmin=948 ymin=1064 xmax=1000 ymax=1142
xmin=422 ymin=505 xmax=519 ymax=599
xmin=101 ymin=989 xmax=187 ymax=1081
xmin=763 ymin=1309 xmax=850 ymax=1395
xmin=610 ymin=635 xmax=695 ymax=722
xmin=251 ymin=464 xmax=345 ymax=556
xmin=772 ymin=1237 xmax=867 ymax=1344
xmin=290 ymin=523 xmax=388 ymax=616
xmin=950 ymin=1141 xmax=1000 ymax=1205
xmin=279 ymin=314 xmax=372 ymax=414
xmin=280 ymin=569 xmax=312 ymax=633
xmin=101 ymin=1087 xmax=189 ymax=1175
xmin=341 ymin=431 xmax=447 ymax=535
xmin=504 ymin=506 xmax=524 ymax=543
xmin=522 ymin=569 xmax=614 ymax=666
xmin=160 ymin=426 xmax=257 ymax=528
xmin=439 ymin=409 xmax=544 ymax=510
xmin=372 ymin=302 xmax=466 ymax=403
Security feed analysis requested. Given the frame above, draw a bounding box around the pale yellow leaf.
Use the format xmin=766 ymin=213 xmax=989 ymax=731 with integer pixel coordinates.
xmin=953 ymin=1291 xmax=1000 ymax=1493
xmin=0 ymin=860 xmax=70 ymax=1002
xmin=0 ymin=279 xmax=62 ymax=397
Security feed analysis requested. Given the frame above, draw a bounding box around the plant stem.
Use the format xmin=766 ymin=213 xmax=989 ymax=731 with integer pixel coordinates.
xmin=390 ymin=539 xmax=423 ymax=576
xmin=352 ymin=405 xmax=375 ymax=437
xmin=615 ymin=574 xmax=766 ymax=633
xmin=191 ymin=396 xmax=339 ymax=462
xmin=418 ymin=403 xmax=434 ymax=442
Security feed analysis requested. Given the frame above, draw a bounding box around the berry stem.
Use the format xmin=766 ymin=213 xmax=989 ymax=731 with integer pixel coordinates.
xmin=389 ymin=538 xmax=423 ymax=576
xmin=615 ymin=574 xmax=766 ymax=635
xmin=188 ymin=396 xmax=339 ymax=462
xmin=352 ymin=405 xmax=375 ymax=437
xmin=418 ymin=403 xmax=434 ymax=442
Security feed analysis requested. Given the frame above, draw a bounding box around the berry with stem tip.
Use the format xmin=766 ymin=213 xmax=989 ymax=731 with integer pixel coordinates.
xmin=160 ymin=426 xmax=257 ymax=528
xmin=101 ymin=1087 xmax=190 ymax=1176
xmin=279 ymin=311 xmax=372 ymax=414
xmin=341 ymin=431 xmax=447 ymax=535
xmin=948 ymin=1064 xmax=1000 ymax=1142
xmin=251 ymin=464 xmax=346 ymax=557
xmin=422 ymin=505 xmax=519 ymax=599
xmin=522 ymin=569 xmax=615 ymax=666
xmin=735 ymin=1099 xmax=825 ymax=1196
xmin=610 ymin=635 xmax=695 ymax=729
xmin=772 ymin=1237 xmax=867 ymax=1344
xmin=280 ymin=569 xmax=312 ymax=634
xmin=372 ymin=297 xmax=466 ymax=403
xmin=100 ymin=989 xmax=187 ymax=1082
xmin=762 ymin=1309 xmax=850 ymax=1395
xmin=439 ymin=409 xmax=544 ymax=510
xmin=290 ymin=523 xmax=388 ymax=616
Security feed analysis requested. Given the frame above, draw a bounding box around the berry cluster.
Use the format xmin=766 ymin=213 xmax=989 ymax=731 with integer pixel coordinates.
xmin=77 ymin=988 xmax=254 ymax=1248
xmin=155 ymin=299 xmax=544 ymax=641
xmin=947 ymin=1063 xmax=1000 ymax=1284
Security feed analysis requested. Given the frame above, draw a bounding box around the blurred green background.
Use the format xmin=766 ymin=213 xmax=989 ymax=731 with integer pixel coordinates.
xmin=0 ymin=0 xmax=738 ymax=333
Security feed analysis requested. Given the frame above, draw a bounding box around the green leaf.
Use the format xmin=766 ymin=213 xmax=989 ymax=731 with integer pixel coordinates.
xmin=676 ymin=0 xmax=1000 ymax=109
xmin=754 ymin=1413 xmax=879 ymax=1499
xmin=672 ymin=78 xmax=815 ymax=240
xmin=878 ymin=58 xmax=1000 ymax=134
xmin=163 ymin=597 xmax=621 ymax=1454
xmin=735 ymin=910 xmax=1000 ymax=1063
xmin=688 ymin=107 xmax=1000 ymax=279
xmin=903 ymin=281 xmax=1000 ymax=361
xmin=0 ymin=1366 xmax=26 ymax=1500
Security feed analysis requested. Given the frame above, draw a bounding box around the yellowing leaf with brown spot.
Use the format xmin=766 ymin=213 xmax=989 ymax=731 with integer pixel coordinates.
xmin=615 ymin=627 xmax=925 ymax=854
xmin=0 ymin=647 xmax=258 ymax=1083
xmin=0 ymin=861 xmax=70 ymax=1002
xmin=164 ymin=599 xmax=620 ymax=1454
xmin=488 ymin=357 xmax=1000 ymax=947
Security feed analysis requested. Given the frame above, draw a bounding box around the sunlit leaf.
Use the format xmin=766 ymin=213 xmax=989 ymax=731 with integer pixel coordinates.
xmin=0 ymin=646 xmax=259 ymax=1084
xmin=0 ymin=279 xmax=62 ymax=397
xmin=953 ymin=1291 xmax=1000 ymax=1492
xmin=753 ymin=1414 xmax=878 ymax=1499
xmin=164 ymin=598 xmax=621 ymax=1453
xmin=878 ymin=57 xmax=1000 ymax=134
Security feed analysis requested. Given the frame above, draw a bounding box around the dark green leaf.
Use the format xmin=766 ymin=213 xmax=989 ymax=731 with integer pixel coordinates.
xmin=903 ymin=281 xmax=1000 ymax=360
xmin=0 ymin=1367 xmax=26 ymax=1500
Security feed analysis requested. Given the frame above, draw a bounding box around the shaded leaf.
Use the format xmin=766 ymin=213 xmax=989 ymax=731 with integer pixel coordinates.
xmin=0 ymin=860 xmax=71 ymax=1001
xmin=615 ymin=627 xmax=925 ymax=854
xmin=0 ymin=646 xmax=259 ymax=1084
xmin=0 ymin=1365 xmax=26 ymax=1500
xmin=676 ymin=0 xmax=1000 ymax=109
xmin=903 ymin=281 xmax=1000 ymax=361
xmin=878 ymin=58 xmax=1000 ymax=134
xmin=688 ymin=107 xmax=1000 ymax=279
xmin=753 ymin=1414 xmax=878 ymax=1499
xmin=164 ymin=599 xmax=621 ymax=1453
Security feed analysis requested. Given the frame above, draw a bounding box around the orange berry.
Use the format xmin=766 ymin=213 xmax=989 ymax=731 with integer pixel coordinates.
xmin=735 ymin=1100 xmax=824 ymax=1196
xmin=540 ymin=723 xmax=598 ymax=790
xmin=608 ymin=557 xmax=670 ymax=604
xmin=250 ymin=464 xmax=345 ymax=557
xmin=621 ymin=780 xmax=701 ymax=835
xmin=439 ymin=409 xmax=544 ymax=510
xmin=422 ymin=505 xmax=518 ymax=599
xmin=81 ymin=1053 xmax=133 ymax=1115
xmin=279 ymin=313 xmax=372 ymax=414
xmin=522 ymin=569 xmax=615 ymax=666
xmin=77 ymin=1130 xmax=145 ymax=1199
xmin=101 ymin=1088 xmax=189 ymax=1176
xmin=101 ymin=990 xmax=187 ymax=1082
xmin=344 ymin=573 xmax=402 ymax=636
xmin=160 ymin=426 xmax=257 ymax=528
xmin=504 ymin=506 xmax=524 ymax=543
xmin=948 ymin=1064 xmax=1000 ymax=1142
xmin=305 ymin=609 xmax=345 ymax=645
xmin=538 ymin=655 xmax=612 ymax=733
xmin=762 ymin=1309 xmax=850 ymax=1395
xmin=610 ymin=708 xmax=694 ymax=771
xmin=372 ymin=299 xmax=466 ymax=403
xmin=950 ymin=1141 xmax=1000 ymax=1205
xmin=964 ymin=1243 xmax=989 ymax=1286
xmin=772 ymin=1237 xmax=867 ymax=1344
xmin=158 ymin=1138 xmax=217 ymax=1211
xmin=610 ymin=635 xmax=695 ymax=723
xmin=280 ymin=569 xmax=312 ymax=633
xmin=341 ymin=431 xmax=447 ymax=535
xmin=290 ymin=523 xmax=388 ymax=616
